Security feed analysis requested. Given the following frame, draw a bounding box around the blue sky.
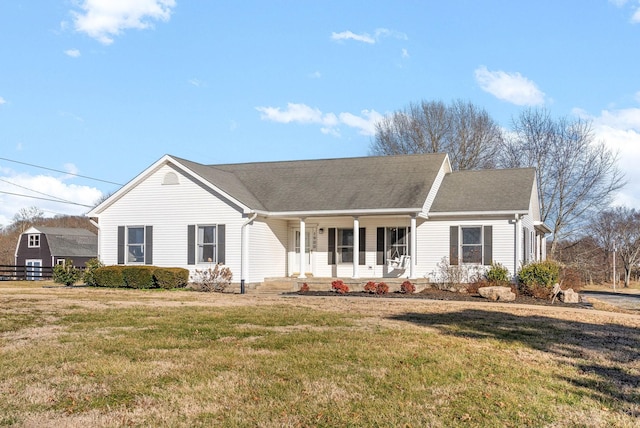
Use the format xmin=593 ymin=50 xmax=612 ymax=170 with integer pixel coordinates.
xmin=1 ymin=1 xmax=640 ymax=227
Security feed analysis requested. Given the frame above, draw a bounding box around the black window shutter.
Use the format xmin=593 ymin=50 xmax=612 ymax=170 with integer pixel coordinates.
xmin=218 ymin=224 xmax=226 ymax=264
xmin=483 ymin=225 xmax=492 ymax=266
xmin=117 ymin=226 xmax=125 ymax=265
xmin=145 ymin=226 xmax=153 ymax=265
xmin=376 ymin=227 xmax=385 ymax=265
xmin=328 ymin=228 xmax=336 ymax=265
xmin=449 ymin=226 xmax=459 ymax=265
xmin=359 ymin=228 xmax=366 ymax=265
xmin=187 ymin=225 xmax=195 ymax=265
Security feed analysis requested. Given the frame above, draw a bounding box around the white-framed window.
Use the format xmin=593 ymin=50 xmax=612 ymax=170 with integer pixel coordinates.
xmin=198 ymin=225 xmax=217 ymax=263
xmin=127 ymin=226 xmax=145 ymax=264
xmin=461 ymin=226 xmax=482 ymax=264
xmin=28 ymin=234 xmax=40 ymax=248
xmin=337 ymin=228 xmax=354 ymax=263
xmin=450 ymin=225 xmax=492 ymax=266
xmin=56 ymin=259 xmax=66 ymax=266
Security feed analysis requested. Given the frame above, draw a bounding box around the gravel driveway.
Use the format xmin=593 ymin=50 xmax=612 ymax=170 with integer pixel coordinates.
xmin=581 ymin=289 xmax=640 ymax=313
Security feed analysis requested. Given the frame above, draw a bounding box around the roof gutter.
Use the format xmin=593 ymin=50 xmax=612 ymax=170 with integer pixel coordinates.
xmin=428 ymin=210 xmax=529 ymax=218
xmin=240 ymin=212 xmax=258 ymax=294
xmin=253 ymin=207 xmax=423 ymax=218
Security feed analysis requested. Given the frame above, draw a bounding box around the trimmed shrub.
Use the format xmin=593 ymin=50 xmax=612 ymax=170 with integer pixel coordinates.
xmin=486 ymin=262 xmax=510 ymax=285
xmin=400 ymin=280 xmax=415 ymax=294
xmin=83 ymin=258 xmax=103 ymax=286
xmin=518 ymin=260 xmax=561 ymax=299
xmin=331 ymin=279 xmax=349 ymax=294
xmin=122 ymin=266 xmax=156 ymax=289
xmin=94 ymin=266 xmax=125 ymax=288
xmin=364 ymin=281 xmax=377 ymax=293
xmin=375 ymin=282 xmax=389 ymax=295
xmin=154 ymin=268 xmax=189 ymax=289
xmin=53 ymin=260 xmax=81 ymax=286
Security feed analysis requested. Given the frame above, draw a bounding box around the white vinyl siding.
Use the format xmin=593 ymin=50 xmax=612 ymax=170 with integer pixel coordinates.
xmin=417 ymin=218 xmax=518 ymax=281
xmin=248 ymin=218 xmax=288 ymax=284
xmin=97 ymin=164 xmax=245 ymax=276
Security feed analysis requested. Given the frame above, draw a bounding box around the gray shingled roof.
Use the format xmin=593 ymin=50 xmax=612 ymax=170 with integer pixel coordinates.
xmin=172 ymin=154 xmax=448 ymax=213
xmin=430 ymin=168 xmax=536 ymax=213
xmin=35 ymin=227 xmax=98 ymax=258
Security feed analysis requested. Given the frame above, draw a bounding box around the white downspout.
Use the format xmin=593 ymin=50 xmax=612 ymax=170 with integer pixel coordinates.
xmin=514 ymin=214 xmax=521 ymax=281
xmin=240 ymin=212 xmax=257 ymax=294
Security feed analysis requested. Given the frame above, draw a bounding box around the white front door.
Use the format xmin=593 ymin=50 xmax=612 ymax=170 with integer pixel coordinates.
xmin=26 ymin=259 xmax=42 ymax=281
xmin=289 ymin=228 xmax=315 ymax=276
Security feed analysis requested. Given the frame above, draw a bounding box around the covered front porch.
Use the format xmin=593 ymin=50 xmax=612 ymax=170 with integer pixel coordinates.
xmin=282 ymin=213 xmax=422 ymax=281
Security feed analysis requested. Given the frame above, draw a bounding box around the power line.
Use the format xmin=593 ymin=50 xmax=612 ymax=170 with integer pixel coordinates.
xmin=0 ymin=177 xmax=78 ymax=206
xmin=0 ymin=156 xmax=124 ymax=186
xmin=0 ymin=190 xmax=94 ymax=208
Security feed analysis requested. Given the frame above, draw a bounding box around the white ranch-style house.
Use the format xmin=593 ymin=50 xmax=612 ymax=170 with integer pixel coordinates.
xmin=87 ymin=153 xmax=550 ymax=289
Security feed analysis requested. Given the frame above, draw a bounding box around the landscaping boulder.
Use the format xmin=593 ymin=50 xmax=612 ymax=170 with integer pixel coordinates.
xmin=478 ymin=286 xmax=516 ymax=302
xmin=559 ymin=288 xmax=580 ymax=304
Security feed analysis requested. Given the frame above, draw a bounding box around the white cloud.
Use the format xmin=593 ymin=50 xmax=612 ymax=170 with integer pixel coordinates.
xmin=0 ymin=97 xmax=5 ymax=105
xmin=609 ymin=0 xmax=640 ymax=23
xmin=574 ymin=106 xmax=640 ymax=208
xmin=331 ymin=30 xmax=375 ymax=44
xmin=474 ymin=66 xmax=545 ymax=106
xmin=635 ymin=91 xmax=640 ymax=102
xmin=308 ymin=71 xmax=322 ymax=79
xmin=0 ymin=171 xmax=103 ymax=228
xmin=401 ymin=48 xmax=410 ymax=59
xmin=188 ymin=78 xmax=204 ymax=87
xmin=256 ymin=103 xmax=382 ymax=136
xmin=339 ymin=110 xmax=383 ymax=136
xmin=65 ymin=49 xmax=81 ymax=58
xmin=71 ymin=0 xmax=176 ymax=45
xmin=331 ymin=28 xmax=407 ymax=44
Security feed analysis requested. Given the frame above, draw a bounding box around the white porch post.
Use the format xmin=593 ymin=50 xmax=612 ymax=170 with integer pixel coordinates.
xmin=410 ymin=215 xmax=417 ymax=279
xmin=514 ymin=214 xmax=522 ymax=278
xmin=352 ymin=217 xmax=359 ymax=279
xmin=299 ymin=218 xmax=306 ymax=279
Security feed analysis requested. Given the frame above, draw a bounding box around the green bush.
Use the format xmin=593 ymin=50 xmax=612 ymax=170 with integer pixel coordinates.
xmin=517 ymin=260 xmax=561 ymax=299
xmin=53 ymin=260 xmax=81 ymax=286
xmin=122 ymin=266 xmax=156 ymax=289
xmin=486 ymin=262 xmax=510 ymax=285
xmin=83 ymin=258 xmax=103 ymax=286
xmin=154 ymin=268 xmax=189 ymax=289
xmin=94 ymin=266 xmax=125 ymax=288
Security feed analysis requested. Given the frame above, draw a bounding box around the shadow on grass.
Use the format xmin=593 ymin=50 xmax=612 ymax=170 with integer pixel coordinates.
xmin=389 ymin=310 xmax=640 ymax=410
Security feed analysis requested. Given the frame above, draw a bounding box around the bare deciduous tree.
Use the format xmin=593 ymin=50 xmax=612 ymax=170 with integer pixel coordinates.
xmin=500 ymin=109 xmax=625 ymax=256
xmin=370 ymin=99 xmax=503 ymax=170
xmin=11 ymin=206 xmax=44 ymax=233
xmin=593 ymin=207 xmax=640 ymax=287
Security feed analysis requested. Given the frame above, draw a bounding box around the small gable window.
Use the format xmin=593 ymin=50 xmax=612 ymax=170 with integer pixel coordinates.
xmin=162 ymin=172 xmax=179 ymax=185
xmin=28 ymin=234 xmax=40 ymax=248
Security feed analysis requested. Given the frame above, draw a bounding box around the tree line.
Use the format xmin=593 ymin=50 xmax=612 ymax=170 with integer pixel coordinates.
xmin=372 ymin=99 xmax=635 ymax=286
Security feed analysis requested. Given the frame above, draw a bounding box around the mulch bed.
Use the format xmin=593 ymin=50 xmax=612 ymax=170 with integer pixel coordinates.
xmin=287 ymin=287 xmax=593 ymax=309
